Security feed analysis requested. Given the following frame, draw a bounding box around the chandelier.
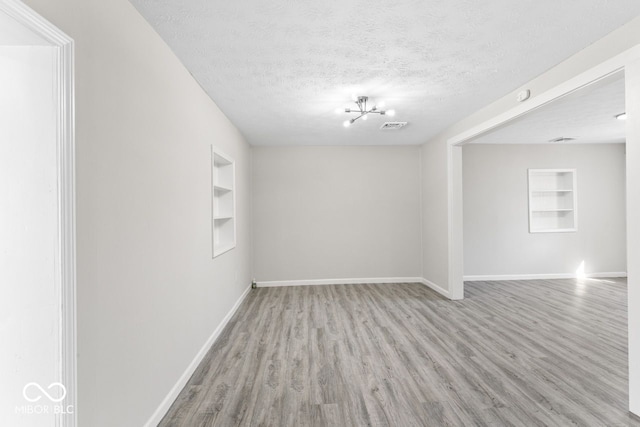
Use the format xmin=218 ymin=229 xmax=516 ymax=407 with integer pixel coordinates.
xmin=340 ymin=96 xmax=395 ymax=127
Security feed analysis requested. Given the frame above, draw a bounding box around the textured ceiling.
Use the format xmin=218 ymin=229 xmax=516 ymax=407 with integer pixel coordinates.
xmin=130 ymin=0 xmax=640 ymax=146
xmin=467 ymin=72 xmax=625 ymax=145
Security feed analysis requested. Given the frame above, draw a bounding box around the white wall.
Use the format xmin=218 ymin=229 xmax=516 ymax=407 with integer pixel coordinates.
xmin=420 ymin=141 xmax=449 ymax=287
xmin=463 ymin=143 xmax=626 ymax=278
xmin=252 ymin=146 xmax=422 ymax=282
xmin=22 ymin=1 xmax=252 ymax=426
xmin=0 ymin=45 xmax=58 ymax=426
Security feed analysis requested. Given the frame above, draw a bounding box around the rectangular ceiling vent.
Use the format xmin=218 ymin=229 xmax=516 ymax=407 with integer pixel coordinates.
xmin=380 ymin=121 xmax=407 ymax=130
xmin=548 ymin=136 xmax=576 ymax=143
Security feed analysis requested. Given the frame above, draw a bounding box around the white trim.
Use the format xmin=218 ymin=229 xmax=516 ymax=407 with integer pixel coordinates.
xmin=418 ymin=146 xmax=425 ymax=279
xmin=464 ymin=272 xmax=627 ymax=282
xmin=447 ymin=142 xmax=464 ymax=300
xmin=419 ymin=278 xmax=451 ymax=299
xmin=256 ymin=277 xmax=424 ymax=287
xmin=626 ymin=57 xmax=640 ymax=417
xmin=144 ymin=285 xmax=252 ymax=427
xmin=0 ymin=2 xmax=76 ymax=426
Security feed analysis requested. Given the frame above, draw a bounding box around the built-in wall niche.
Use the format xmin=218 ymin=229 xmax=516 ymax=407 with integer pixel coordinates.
xmin=212 ymin=146 xmax=236 ymax=257
xmin=528 ymin=169 xmax=577 ymax=233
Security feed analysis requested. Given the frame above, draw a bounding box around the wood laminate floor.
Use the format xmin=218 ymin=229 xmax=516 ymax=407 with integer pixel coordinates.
xmin=160 ymin=279 xmax=639 ymax=426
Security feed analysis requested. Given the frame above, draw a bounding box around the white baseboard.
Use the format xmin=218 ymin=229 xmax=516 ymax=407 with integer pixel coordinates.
xmin=255 ymin=277 xmax=424 ymax=287
xmin=418 ymin=278 xmax=451 ymax=299
xmin=144 ymin=284 xmax=252 ymax=427
xmin=463 ymin=272 xmax=627 ymax=281
xmin=255 ymin=277 xmax=454 ymax=300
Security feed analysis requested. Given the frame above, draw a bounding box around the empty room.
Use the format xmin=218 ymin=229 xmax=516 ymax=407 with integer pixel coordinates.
xmin=2 ymin=0 xmax=640 ymax=426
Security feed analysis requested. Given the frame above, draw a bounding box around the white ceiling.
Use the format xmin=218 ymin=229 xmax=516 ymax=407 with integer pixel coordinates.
xmin=130 ymin=0 xmax=640 ymax=146
xmin=467 ymin=72 xmax=626 ymax=145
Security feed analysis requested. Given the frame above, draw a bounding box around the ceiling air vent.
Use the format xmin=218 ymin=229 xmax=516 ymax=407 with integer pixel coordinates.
xmin=380 ymin=121 xmax=407 ymax=130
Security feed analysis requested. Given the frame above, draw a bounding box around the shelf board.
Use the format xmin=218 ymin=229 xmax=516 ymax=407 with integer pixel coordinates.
xmin=214 ymin=216 xmax=233 ymax=220
xmin=530 ymin=228 xmax=577 ymax=233
xmin=531 ymin=209 xmax=574 ymax=212
xmin=213 ymin=242 xmax=235 ymax=257
xmin=214 ymin=185 xmax=232 ymax=192
xmin=213 ymin=152 xmax=233 ymax=167
xmin=531 ymin=189 xmax=573 ymax=193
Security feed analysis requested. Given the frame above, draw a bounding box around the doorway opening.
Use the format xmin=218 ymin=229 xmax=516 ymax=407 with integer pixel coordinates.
xmin=462 ymin=71 xmax=626 ymax=282
xmin=447 ymin=45 xmax=640 ymax=415
xmin=0 ymin=1 xmax=75 ymax=425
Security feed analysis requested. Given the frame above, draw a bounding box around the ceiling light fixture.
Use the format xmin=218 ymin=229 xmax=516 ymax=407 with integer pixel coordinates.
xmin=616 ymin=112 xmax=627 ymax=120
xmin=341 ymin=96 xmax=394 ymax=127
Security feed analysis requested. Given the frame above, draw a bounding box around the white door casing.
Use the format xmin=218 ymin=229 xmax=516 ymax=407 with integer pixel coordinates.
xmin=0 ymin=1 xmax=75 ymax=426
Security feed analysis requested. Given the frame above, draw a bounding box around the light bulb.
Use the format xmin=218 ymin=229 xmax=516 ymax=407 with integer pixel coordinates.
xmin=616 ymin=112 xmax=627 ymax=120
xmin=362 ymin=114 xmax=368 ymax=121
xmin=386 ymin=109 xmax=396 ymax=117
xmin=377 ymin=101 xmax=386 ymax=109
xmin=343 ymin=120 xmax=352 ymax=128
xmin=334 ymin=108 xmax=343 ymax=114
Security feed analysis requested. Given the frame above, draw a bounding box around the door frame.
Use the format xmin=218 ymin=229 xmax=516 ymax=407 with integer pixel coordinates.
xmin=446 ymin=44 xmax=640 ymax=414
xmin=0 ymin=1 xmax=76 ymax=425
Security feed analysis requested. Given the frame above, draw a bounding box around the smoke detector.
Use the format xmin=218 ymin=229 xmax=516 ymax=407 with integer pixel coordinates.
xmin=380 ymin=121 xmax=408 ymax=130
xmin=549 ymin=136 xmax=576 ymax=143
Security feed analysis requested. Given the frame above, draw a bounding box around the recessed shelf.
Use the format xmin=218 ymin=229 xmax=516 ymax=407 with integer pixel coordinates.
xmin=212 ymin=147 xmax=236 ymax=258
xmin=528 ymin=169 xmax=577 ymax=233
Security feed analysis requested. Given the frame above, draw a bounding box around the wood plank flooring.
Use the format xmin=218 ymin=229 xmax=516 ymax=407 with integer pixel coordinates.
xmin=159 ymin=279 xmax=639 ymax=426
